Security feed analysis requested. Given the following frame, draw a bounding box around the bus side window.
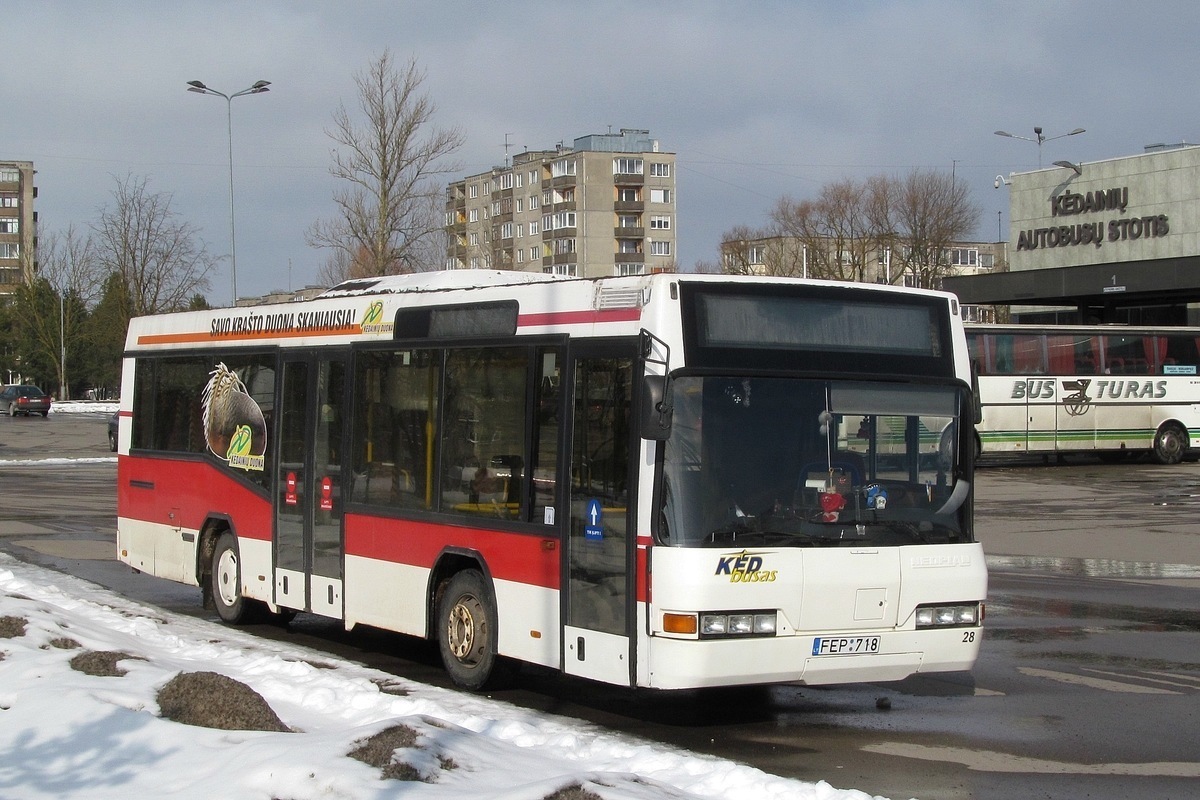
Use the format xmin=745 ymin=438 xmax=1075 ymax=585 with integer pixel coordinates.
xmin=440 ymin=348 xmax=528 ymax=520
xmin=351 ymin=350 xmax=439 ymax=510
xmin=530 ymin=350 xmax=560 ymax=525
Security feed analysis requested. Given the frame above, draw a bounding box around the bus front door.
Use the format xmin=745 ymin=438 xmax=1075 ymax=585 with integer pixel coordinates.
xmin=274 ymin=355 xmax=348 ymax=619
xmin=562 ymin=347 xmax=637 ymax=686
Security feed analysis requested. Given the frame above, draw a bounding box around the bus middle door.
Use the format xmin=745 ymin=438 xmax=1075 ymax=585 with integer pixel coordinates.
xmin=274 ymin=354 xmax=348 ymax=619
xmin=563 ymin=345 xmax=637 ymax=687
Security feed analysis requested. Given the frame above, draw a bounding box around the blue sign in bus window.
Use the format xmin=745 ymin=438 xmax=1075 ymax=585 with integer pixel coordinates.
xmin=584 ymin=499 xmax=604 ymax=542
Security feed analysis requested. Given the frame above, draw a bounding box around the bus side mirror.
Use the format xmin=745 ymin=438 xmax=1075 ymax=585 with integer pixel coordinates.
xmin=640 ymin=375 xmax=673 ymax=441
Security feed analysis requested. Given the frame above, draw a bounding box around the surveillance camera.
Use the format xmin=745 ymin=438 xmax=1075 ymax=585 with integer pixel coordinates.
xmin=994 ymin=177 xmax=1001 ymax=189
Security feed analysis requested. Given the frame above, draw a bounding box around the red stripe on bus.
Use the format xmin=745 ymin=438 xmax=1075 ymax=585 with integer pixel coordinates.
xmin=118 ymin=456 xmax=273 ymax=541
xmin=518 ymin=308 xmax=642 ymax=328
xmin=345 ymin=514 xmax=561 ymax=590
xmin=118 ymin=457 xmax=649 ymax=599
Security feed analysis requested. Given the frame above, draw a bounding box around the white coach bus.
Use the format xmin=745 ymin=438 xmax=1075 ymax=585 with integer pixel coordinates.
xmin=966 ymin=323 xmax=1200 ymax=463
xmin=116 ymin=271 xmax=986 ymax=691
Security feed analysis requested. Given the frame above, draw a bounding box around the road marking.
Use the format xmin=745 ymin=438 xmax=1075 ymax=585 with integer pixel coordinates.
xmin=1145 ymin=670 xmax=1200 ymax=687
xmin=863 ymin=743 xmax=1200 ymax=776
xmin=1018 ymin=666 xmax=1180 ymax=694
xmin=1080 ymin=667 xmax=1199 ymax=691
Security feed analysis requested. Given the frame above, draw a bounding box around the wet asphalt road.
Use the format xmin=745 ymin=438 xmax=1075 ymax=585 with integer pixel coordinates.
xmin=2 ymin=411 xmax=1199 ymax=800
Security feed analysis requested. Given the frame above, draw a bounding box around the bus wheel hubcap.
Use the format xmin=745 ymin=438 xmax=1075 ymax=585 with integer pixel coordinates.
xmin=216 ymin=550 xmax=238 ymax=606
xmin=447 ymin=598 xmax=480 ymax=662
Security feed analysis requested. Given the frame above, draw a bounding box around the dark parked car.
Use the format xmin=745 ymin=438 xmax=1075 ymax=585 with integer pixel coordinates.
xmin=0 ymin=384 xmax=52 ymax=417
xmin=108 ymin=411 xmax=118 ymax=451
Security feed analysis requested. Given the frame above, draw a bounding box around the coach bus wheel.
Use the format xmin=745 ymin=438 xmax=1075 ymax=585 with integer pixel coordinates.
xmin=211 ymin=533 xmax=250 ymax=624
xmin=437 ymin=570 xmax=506 ymax=691
xmin=1153 ymin=422 xmax=1187 ymax=465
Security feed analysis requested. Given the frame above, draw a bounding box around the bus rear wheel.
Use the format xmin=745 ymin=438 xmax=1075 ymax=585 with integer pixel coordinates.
xmin=436 ymin=570 xmax=507 ymax=691
xmin=211 ymin=533 xmax=250 ymax=623
xmin=1153 ymin=422 xmax=1187 ymax=465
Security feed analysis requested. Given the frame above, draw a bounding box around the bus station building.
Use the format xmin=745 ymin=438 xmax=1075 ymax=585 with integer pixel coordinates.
xmin=945 ymin=144 xmax=1200 ymax=326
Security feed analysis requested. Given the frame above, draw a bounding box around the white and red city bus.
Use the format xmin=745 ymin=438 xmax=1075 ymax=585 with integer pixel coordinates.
xmin=116 ymin=270 xmax=986 ymax=690
xmin=966 ymin=324 xmax=1200 ymax=463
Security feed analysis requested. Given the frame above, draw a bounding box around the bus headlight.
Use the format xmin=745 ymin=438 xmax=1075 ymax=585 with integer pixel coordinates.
xmin=915 ymin=603 xmax=980 ymax=628
xmin=698 ymin=611 xmax=777 ymax=638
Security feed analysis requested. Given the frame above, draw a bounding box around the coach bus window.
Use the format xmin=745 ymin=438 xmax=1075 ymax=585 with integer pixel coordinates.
xmin=1046 ymin=336 xmax=1077 ymax=374
xmin=350 ymin=349 xmax=439 ymax=510
xmin=1101 ymin=334 xmax=1163 ymax=375
xmin=1163 ymin=334 xmax=1200 ymax=372
xmin=439 ymin=347 xmax=529 ymax=519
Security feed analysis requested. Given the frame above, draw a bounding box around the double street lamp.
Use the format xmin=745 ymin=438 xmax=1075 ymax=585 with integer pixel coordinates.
xmin=994 ymin=126 xmax=1085 ymax=168
xmin=186 ymin=79 xmax=270 ymax=304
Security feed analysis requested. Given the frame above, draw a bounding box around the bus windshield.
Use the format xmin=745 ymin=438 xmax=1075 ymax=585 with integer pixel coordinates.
xmin=659 ymin=376 xmax=971 ymax=548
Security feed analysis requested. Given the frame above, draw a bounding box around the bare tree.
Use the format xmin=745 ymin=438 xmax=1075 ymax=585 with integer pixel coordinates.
xmin=719 ymin=224 xmax=768 ymax=275
xmin=308 ymin=50 xmax=464 ymax=278
xmin=728 ymin=170 xmax=981 ymax=287
xmin=314 ymin=246 xmax=356 ymax=288
xmin=767 ymin=182 xmax=881 ymax=282
xmin=92 ymin=174 xmax=218 ymax=317
xmin=890 ymin=169 xmax=980 ymax=289
xmin=14 ymin=226 xmax=104 ymax=397
xmin=38 ymin=225 xmax=105 ymax=307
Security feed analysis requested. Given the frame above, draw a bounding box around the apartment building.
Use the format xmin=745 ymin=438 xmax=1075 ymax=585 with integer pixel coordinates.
xmin=0 ymin=160 xmax=36 ymax=296
xmin=446 ymin=129 xmax=676 ymax=278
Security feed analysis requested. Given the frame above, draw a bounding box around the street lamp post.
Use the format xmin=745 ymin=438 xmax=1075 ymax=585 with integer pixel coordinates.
xmin=59 ymin=293 xmax=66 ymax=400
xmin=186 ymin=79 xmax=270 ymax=305
xmin=994 ymin=126 xmax=1085 ymax=168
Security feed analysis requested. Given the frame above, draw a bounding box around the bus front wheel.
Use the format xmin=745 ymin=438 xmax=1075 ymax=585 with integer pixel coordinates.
xmin=436 ymin=570 xmax=507 ymax=691
xmin=211 ymin=533 xmax=250 ymax=623
xmin=1153 ymin=422 xmax=1188 ymax=465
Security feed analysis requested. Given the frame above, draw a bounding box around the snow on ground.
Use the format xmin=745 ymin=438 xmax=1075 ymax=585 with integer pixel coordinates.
xmin=0 ymin=557 xmax=886 ymax=800
xmin=47 ymin=401 xmax=120 ymax=414
xmin=0 ymin=424 xmax=891 ymax=800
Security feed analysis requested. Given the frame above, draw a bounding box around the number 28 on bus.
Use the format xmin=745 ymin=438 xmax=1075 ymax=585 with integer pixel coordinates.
xmin=116 ymin=271 xmax=986 ymax=691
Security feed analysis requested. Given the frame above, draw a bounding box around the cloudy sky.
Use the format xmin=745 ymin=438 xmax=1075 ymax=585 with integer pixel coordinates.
xmin=7 ymin=1 xmax=1195 ymax=305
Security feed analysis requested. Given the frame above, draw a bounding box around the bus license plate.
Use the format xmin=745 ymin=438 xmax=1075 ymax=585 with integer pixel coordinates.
xmin=812 ymin=636 xmax=881 ymax=656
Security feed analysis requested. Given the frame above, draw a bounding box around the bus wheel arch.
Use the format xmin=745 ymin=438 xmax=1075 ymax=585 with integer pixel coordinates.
xmin=196 ymin=520 xmax=227 ymax=609
xmin=1153 ymin=421 xmax=1188 ymax=465
xmin=430 ymin=554 xmax=511 ymax=691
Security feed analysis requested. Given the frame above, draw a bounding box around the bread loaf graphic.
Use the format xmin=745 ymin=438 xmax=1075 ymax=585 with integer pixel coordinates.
xmin=202 ymin=362 xmax=267 ymax=461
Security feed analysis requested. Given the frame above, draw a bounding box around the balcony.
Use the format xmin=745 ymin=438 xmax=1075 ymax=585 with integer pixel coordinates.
xmin=613 ymin=172 xmax=644 ymax=186
xmin=614 ymin=226 xmax=645 ymax=238
xmin=614 ymin=200 xmax=644 ymax=213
